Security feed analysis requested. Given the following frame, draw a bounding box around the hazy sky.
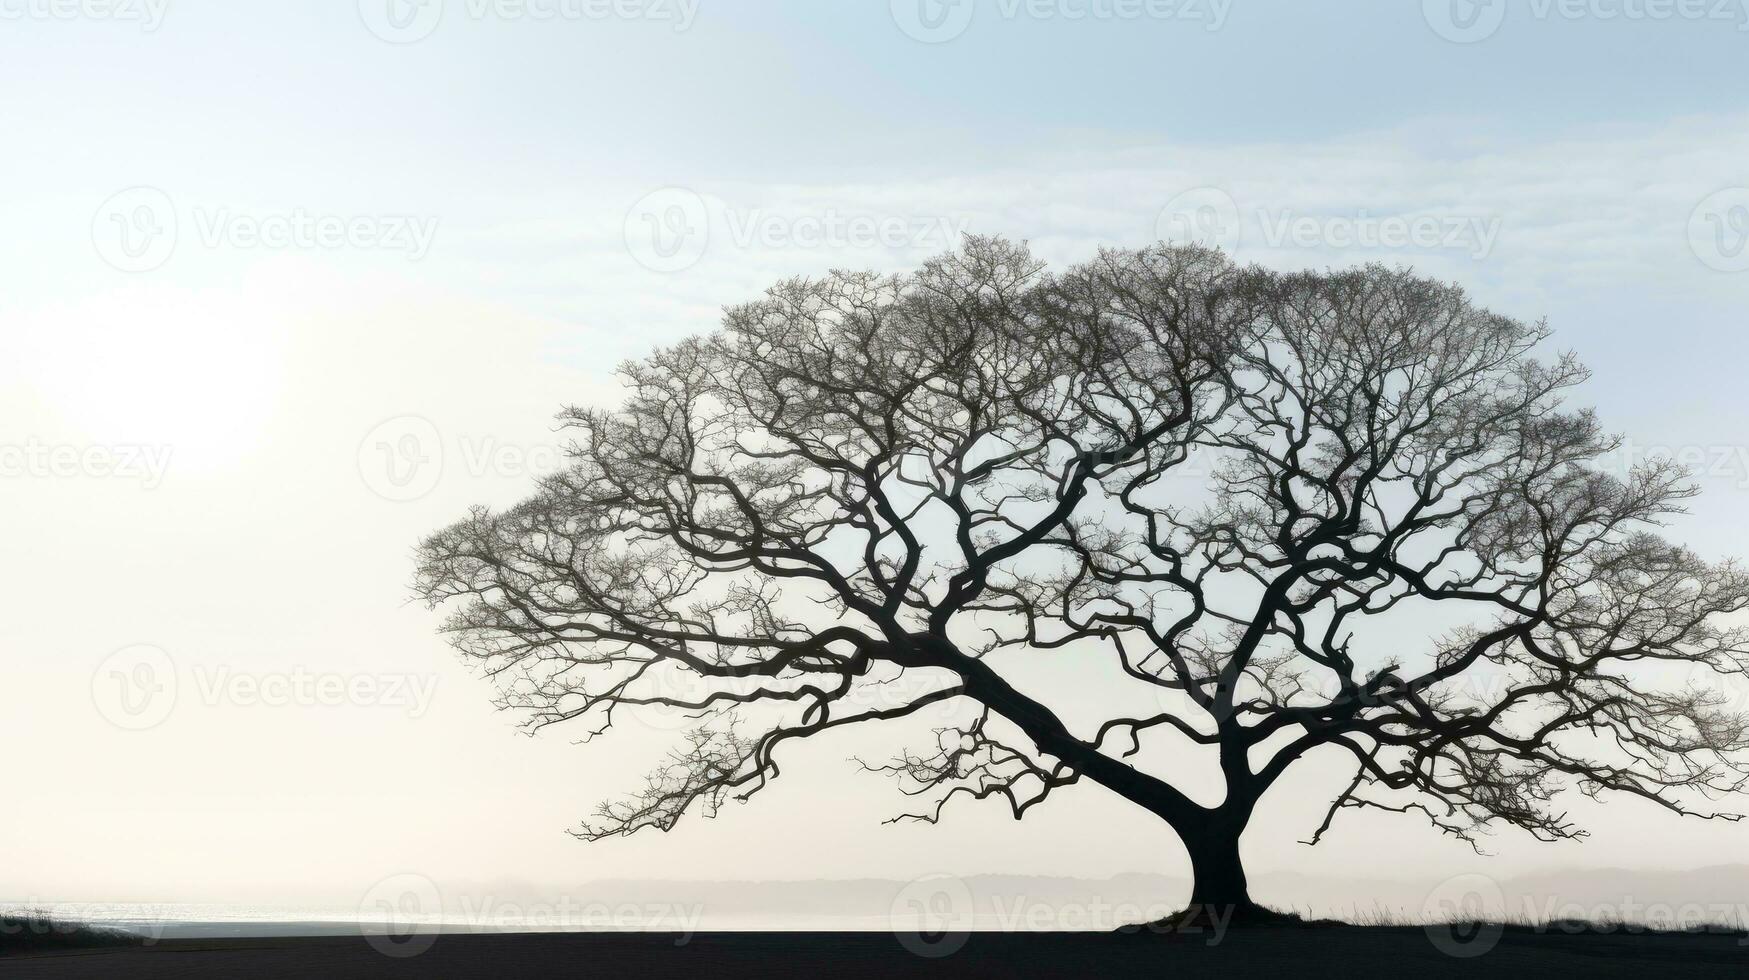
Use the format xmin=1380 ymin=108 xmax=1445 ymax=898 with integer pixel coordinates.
xmin=4 ymin=1 xmax=1749 ymax=913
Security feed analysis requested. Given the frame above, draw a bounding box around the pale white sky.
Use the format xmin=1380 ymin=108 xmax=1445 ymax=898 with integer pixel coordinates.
xmin=3 ymin=2 xmax=1748 ymax=913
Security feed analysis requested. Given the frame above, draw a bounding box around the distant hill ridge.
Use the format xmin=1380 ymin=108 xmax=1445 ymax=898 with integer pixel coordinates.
xmin=433 ymin=866 xmax=1749 ymax=926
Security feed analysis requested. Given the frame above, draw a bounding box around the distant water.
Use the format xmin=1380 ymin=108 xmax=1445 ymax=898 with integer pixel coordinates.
xmin=5 ymin=903 xmax=404 ymax=940
xmin=10 ymin=867 xmax=1748 ymax=940
xmin=0 ymin=902 xmax=935 ymax=940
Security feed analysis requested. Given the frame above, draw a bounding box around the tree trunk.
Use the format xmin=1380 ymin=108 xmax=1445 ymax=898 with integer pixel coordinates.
xmin=1185 ymin=821 xmax=1251 ymax=911
xmin=1176 ymin=806 xmax=1275 ymax=925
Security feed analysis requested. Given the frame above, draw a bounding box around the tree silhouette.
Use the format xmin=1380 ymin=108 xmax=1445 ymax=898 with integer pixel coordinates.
xmin=416 ymin=238 xmax=1749 ymax=918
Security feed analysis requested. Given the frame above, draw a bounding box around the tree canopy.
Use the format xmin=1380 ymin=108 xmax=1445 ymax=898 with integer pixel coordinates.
xmin=416 ymin=237 xmax=1749 ymax=912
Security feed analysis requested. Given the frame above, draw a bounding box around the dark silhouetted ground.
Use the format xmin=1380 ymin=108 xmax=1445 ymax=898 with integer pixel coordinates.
xmin=4 ymin=926 xmax=1748 ymax=978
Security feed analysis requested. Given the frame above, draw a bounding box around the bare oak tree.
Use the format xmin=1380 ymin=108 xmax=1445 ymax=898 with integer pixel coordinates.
xmin=416 ymin=238 xmax=1749 ymax=918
